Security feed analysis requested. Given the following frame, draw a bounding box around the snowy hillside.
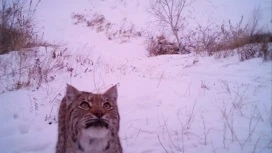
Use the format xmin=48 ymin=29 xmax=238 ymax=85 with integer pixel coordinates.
xmin=0 ymin=0 xmax=271 ymax=153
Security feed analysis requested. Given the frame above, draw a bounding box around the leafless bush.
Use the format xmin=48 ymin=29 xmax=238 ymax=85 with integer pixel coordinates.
xmin=0 ymin=0 xmax=42 ymax=54
xmin=219 ymin=7 xmax=263 ymax=51
xmin=148 ymin=0 xmax=195 ymax=54
xmin=238 ymin=44 xmax=259 ymax=61
xmin=191 ymin=7 xmax=272 ymax=61
xmin=191 ymin=16 xmax=252 ymax=56
xmin=258 ymin=34 xmax=272 ymax=61
xmin=237 ymin=40 xmax=272 ymax=61
xmin=146 ymin=34 xmax=179 ymax=56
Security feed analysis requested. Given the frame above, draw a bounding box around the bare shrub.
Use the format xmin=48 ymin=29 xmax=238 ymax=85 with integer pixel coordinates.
xmin=218 ymin=7 xmax=264 ymax=51
xmin=192 ymin=16 xmax=253 ymax=55
xmin=191 ymin=7 xmax=272 ymax=61
xmin=0 ymin=0 xmax=41 ymax=54
xmin=237 ymin=39 xmax=272 ymax=61
xmin=261 ymin=38 xmax=272 ymax=61
xmin=148 ymin=0 xmax=195 ymax=54
xmin=238 ymin=44 xmax=259 ymax=61
xmin=146 ymin=35 xmax=179 ymax=56
xmin=191 ymin=24 xmax=224 ymax=55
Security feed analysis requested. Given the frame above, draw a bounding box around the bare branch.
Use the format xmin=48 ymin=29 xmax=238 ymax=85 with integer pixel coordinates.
xmin=148 ymin=0 xmax=195 ymax=53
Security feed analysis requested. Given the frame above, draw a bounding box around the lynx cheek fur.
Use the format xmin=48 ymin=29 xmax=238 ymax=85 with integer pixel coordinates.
xmin=56 ymin=84 xmax=122 ymax=153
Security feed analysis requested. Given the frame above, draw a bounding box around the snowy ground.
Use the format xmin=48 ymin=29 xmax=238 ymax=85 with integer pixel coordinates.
xmin=0 ymin=0 xmax=271 ymax=153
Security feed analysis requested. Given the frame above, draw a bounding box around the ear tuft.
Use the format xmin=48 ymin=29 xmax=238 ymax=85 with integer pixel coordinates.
xmin=104 ymin=85 xmax=118 ymax=101
xmin=66 ymin=84 xmax=81 ymax=104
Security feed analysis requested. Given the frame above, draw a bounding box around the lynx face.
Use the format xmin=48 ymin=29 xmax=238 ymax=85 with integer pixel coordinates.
xmin=56 ymin=84 xmax=122 ymax=153
xmin=66 ymin=87 xmax=119 ymax=138
xmin=66 ymin=85 xmax=120 ymax=136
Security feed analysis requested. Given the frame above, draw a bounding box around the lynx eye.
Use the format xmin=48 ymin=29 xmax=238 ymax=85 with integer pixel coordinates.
xmin=103 ymin=102 xmax=113 ymax=110
xmin=79 ymin=101 xmax=91 ymax=110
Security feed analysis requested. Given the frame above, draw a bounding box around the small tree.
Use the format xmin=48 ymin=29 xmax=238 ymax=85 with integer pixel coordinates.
xmin=148 ymin=0 xmax=195 ymax=53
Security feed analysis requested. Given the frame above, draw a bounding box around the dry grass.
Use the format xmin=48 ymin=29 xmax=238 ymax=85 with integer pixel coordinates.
xmin=72 ymin=12 xmax=142 ymax=43
xmin=0 ymin=45 xmax=69 ymax=93
xmin=0 ymin=0 xmax=42 ymax=54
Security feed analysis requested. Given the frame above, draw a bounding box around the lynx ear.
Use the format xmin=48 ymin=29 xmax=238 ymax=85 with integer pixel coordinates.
xmin=104 ymin=85 xmax=118 ymax=101
xmin=65 ymin=84 xmax=81 ymax=104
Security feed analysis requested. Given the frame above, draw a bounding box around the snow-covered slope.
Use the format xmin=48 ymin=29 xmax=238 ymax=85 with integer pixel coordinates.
xmin=0 ymin=0 xmax=271 ymax=153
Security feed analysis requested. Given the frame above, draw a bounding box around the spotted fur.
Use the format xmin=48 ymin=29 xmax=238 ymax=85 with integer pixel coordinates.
xmin=56 ymin=84 xmax=122 ymax=153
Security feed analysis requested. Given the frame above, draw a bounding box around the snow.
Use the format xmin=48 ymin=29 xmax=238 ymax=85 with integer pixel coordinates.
xmin=0 ymin=0 xmax=271 ymax=153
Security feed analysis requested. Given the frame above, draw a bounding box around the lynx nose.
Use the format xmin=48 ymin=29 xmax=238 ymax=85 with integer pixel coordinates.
xmin=92 ymin=109 xmax=105 ymax=118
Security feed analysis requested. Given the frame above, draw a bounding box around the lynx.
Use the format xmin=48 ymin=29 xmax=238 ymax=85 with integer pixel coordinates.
xmin=56 ymin=84 xmax=122 ymax=153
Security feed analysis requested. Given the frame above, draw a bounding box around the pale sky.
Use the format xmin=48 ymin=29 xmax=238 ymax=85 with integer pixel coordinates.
xmin=191 ymin=0 xmax=271 ymax=31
